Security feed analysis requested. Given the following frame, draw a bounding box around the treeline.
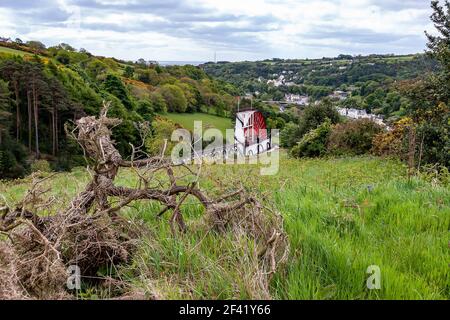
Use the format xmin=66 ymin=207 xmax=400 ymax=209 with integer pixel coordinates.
xmin=202 ymin=54 xmax=436 ymax=93
xmin=0 ymin=41 xmax=238 ymax=178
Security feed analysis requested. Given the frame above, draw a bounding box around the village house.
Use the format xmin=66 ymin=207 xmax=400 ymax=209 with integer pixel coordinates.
xmin=329 ymin=90 xmax=349 ymax=101
xmin=0 ymin=37 xmax=13 ymax=43
xmin=337 ymin=107 xmax=386 ymax=126
xmin=285 ymin=94 xmax=309 ymax=105
xmin=267 ymin=74 xmax=285 ymax=87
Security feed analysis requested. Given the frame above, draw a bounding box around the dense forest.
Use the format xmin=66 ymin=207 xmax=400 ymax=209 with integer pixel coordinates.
xmin=0 ymin=41 xmax=238 ymax=178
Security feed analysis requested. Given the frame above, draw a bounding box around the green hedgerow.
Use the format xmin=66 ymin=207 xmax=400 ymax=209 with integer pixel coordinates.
xmin=291 ymin=119 xmax=332 ymax=158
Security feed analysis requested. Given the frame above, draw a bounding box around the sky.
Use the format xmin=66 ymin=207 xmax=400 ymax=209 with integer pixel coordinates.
xmin=0 ymin=0 xmax=436 ymax=62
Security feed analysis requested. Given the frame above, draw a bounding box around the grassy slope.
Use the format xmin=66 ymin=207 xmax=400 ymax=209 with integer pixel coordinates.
xmin=267 ymin=156 xmax=449 ymax=299
xmin=160 ymin=112 xmax=233 ymax=136
xmin=0 ymin=154 xmax=448 ymax=299
xmin=0 ymin=46 xmax=30 ymax=56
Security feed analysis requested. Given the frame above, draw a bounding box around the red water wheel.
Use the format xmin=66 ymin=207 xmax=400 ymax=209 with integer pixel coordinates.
xmin=244 ymin=111 xmax=267 ymax=145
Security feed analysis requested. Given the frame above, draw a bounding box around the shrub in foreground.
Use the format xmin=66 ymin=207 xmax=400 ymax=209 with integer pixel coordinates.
xmin=372 ymin=117 xmax=414 ymax=160
xmin=30 ymin=159 xmax=52 ymax=173
xmin=328 ymin=119 xmax=384 ymax=156
xmin=291 ymin=119 xmax=332 ymax=158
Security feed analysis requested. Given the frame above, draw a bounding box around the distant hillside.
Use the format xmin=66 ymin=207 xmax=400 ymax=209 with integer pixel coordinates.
xmin=201 ymin=54 xmax=437 ymax=94
xmin=200 ymin=54 xmax=438 ymax=120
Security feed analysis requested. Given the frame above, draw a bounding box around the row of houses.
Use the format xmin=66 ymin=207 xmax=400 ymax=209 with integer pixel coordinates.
xmin=0 ymin=37 xmax=13 ymax=43
xmin=337 ymin=107 xmax=386 ymax=126
xmin=283 ymin=90 xmax=348 ymax=107
xmin=266 ymin=73 xmax=300 ymax=88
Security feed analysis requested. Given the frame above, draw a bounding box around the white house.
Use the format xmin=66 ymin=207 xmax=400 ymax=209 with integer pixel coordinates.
xmin=337 ymin=107 xmax=386 ymax=126
xmin=0 ymin=37 xmax=13 ymax=43
xmin=285 ymin=94 xmax=309 ymax=105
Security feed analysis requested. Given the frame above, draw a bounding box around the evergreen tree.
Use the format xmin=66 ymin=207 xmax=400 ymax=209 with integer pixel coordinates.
xmin=0 ymin=80 xmax=12 ymax=144
xmin=103 ymin=74 xmax=134 ymax=110
xmin=425 ymin=0 xmax=450 ymax=102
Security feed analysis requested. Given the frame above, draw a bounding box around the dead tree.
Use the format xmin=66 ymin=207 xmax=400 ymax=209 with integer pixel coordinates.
xmin=62 ymin=103 xmax=257 ymax=232
xmin=0 ymin=102 xmax=288 ymax=299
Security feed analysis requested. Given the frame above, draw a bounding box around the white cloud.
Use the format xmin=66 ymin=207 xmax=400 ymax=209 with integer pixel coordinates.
xmin=0 ymin=8 xmax=18 ymax=36
xmin=0 ymin=0 xmax=434 ymax=61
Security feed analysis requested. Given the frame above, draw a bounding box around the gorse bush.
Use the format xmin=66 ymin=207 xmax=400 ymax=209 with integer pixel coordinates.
xmin=327 ymin=119 xmax=384 ymax=156
xmin=372 ymin=103 xmax=449 ymax=169
xmin=291 ymin=119 xmax=332 ymax=158
xmin=145 ymin=118 xmax=179 ymax=156
xmin=30 ymin=159 xmax=52 ymax=173
xmin=372 ymin=117 xmax=414 ymax=160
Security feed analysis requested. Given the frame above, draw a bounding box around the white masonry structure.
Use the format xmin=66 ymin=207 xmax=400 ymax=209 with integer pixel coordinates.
xmin=234 ymin=110 xmax=272 ymax=156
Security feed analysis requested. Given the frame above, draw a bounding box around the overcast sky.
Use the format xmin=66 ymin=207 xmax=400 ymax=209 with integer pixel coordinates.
xmin=0 ymin=0 xmax=436 ymax=62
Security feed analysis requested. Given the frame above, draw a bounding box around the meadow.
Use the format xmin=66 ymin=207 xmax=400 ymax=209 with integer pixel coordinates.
xmin=0 ymin=153 xmax=448 ymax=299
xmin=160 ymin=112 xmax=233 ymax=136
xmin=0 ymin=46 xmax=30 ymax=56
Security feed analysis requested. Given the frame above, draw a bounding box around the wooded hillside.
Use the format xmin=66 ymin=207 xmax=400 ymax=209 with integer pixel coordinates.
xmin=0 ymin=42 xmax=238 ymax=178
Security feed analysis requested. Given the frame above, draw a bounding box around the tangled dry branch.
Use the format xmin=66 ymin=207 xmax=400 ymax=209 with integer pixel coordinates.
xmin=0 ymin=102 xmax=289 ymax=299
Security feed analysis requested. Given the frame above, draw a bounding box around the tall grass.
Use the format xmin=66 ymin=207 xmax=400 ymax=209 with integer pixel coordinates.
xmin=266 ymin=156 xmax=449 ymax=299
xmin=1 ymin=154 xmax=448 ymax=299
xmin=160 ymin=112 xmax=233 ymax=136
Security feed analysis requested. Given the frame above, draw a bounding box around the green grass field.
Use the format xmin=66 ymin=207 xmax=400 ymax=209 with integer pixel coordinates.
xmin=0 ymin=46 xmax=30 ymax=56
xmin=0 ymin=154 xmax=448 ymax=299
xmin=160 ymin=112 xmax=233 ymax=136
